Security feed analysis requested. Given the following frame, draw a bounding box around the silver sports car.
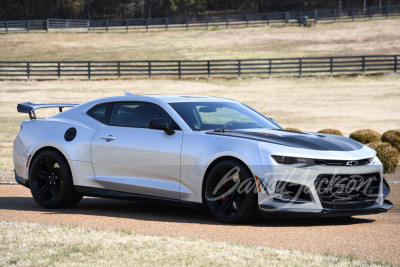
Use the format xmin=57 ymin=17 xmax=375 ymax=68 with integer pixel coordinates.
xmin=13 ymin=94 xmax=393 ymax=223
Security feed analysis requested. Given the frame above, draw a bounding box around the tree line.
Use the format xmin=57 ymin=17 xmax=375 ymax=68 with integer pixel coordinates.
xmin=1 ymin=0 xmax=398 ymax=20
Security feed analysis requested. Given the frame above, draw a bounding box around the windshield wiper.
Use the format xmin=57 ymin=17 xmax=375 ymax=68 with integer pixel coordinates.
xmin=209 ymin=128 xmax=233 ymax=132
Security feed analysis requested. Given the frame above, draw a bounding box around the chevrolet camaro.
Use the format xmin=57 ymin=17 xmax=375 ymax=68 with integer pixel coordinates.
xmin=13 ymin=94 xmax=393 ymax=223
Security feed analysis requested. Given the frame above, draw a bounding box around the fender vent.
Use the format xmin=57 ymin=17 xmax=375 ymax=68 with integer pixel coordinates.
xmin=64 ymin=127 xmax=77 ymax=142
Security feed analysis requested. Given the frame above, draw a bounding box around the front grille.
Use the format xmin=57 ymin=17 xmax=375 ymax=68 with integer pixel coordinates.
xmin=314 ymin=173 xmax=380 ymax=209
xmin=313 ymin=158 xmax=372 ymax=166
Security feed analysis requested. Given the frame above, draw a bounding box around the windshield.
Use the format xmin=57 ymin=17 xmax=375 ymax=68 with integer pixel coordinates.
xmin=169 ymin=101 xmax=280 ymax=131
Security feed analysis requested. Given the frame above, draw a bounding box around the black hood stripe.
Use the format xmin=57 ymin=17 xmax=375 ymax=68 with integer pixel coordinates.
xmin=206 ymin=130 xmax=363 ymax=151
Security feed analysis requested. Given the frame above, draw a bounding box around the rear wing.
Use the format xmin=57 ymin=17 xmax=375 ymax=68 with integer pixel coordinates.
xmin=17 ymin=102 xmax=78 ymax=120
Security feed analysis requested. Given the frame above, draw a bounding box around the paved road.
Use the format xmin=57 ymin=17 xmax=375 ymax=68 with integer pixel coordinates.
xmin=1 ymin=184 xmax=399 ymax=264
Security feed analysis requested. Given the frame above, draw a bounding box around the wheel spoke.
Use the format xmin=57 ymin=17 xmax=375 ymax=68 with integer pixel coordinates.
xmin=218 ymin=196 xmax=233 ymax=215
xmin=233 ymin=194 xmax=244 ymax=211
xmin=38 ymin=181 xmax=51 ymax=197
xmin=50 ymin=185 xmax=57 ymax=199
xmin=35 ymin=167 xmax=48 ymax=177
xmin=54 ymin=168 xmax=63 ymax=179
xmin=54 ymin=182 xmax=60 ymax=195
xmin=45 ymin=157 xmax=54 ymax=173
xmin=36 ymin=173 xmax=49 ymax=180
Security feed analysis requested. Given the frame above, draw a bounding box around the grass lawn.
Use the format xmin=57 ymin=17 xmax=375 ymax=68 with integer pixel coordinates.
xmin=0 ymin=20 xmax=399 ymax=61
xmin=0 ymin=220 xmax=391 ymax=266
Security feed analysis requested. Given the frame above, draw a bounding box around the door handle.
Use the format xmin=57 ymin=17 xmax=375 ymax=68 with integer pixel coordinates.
xmin=101 ymin=135 xmax=116 ymax=141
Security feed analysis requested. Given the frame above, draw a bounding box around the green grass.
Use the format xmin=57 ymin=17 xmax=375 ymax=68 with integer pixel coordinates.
xmin=0 ymin=221 xmax=393 ymax=266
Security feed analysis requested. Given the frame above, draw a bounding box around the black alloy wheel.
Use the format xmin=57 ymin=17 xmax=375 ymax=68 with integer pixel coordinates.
xmin=204 ymin=160 xmax=258 ymax=223
xmin=29 ymin=150 xmax=82 ymax=208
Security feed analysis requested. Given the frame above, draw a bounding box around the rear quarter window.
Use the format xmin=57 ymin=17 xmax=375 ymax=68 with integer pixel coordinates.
xmin=87 ymin=103 xmax=110 ymax=124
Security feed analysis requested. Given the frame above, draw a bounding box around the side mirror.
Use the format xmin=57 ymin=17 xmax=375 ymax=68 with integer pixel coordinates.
xmin=148 ymin=118 xmax=175 ymax=135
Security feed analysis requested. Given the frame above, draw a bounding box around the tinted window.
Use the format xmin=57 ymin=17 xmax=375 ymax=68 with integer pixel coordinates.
xmin=87 ymin=103 xmax=109 ymax=124
xmin=109 ymin=102 xmax=173 ymax=128
xmin=169 ymin=102 xmax=279 ymax=131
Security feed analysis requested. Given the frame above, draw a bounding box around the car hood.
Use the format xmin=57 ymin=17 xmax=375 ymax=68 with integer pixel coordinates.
xmin=206 ymin=129 xmax=363 ymax=151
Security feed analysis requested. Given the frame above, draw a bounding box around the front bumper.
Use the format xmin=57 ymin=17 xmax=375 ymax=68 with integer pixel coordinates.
xmin=256 ymin=156 xmax=393 ymax=216
xmin=258 ymin=199 xmax=393 ymax=218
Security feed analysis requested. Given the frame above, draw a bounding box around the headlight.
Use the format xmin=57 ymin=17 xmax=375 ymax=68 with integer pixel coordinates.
xmin=272 ymin=155 xmax=315 ymax=165
xmin=373 ymin=156 xmax=381 ymax=164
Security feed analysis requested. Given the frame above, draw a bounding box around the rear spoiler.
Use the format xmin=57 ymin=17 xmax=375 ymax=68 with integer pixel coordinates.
xmin=17 ymin=102 xmax=78 ymax=120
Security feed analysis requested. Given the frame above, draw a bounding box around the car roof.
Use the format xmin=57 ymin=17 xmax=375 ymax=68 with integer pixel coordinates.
xmin=88 ymin=94 xmax=236 ymax=105
xmin=140 ymin=94 xmax=236 ymax=103
xmin=75 ymin=94 xmax=239 ymax=113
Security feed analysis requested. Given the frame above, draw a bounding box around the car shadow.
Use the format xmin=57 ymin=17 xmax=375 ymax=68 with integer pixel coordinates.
xmin=0 ymin=196 xmax=376 ymax=227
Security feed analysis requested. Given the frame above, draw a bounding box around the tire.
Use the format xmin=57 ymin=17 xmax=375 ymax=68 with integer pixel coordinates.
xmin=29 ymin=149 xmax=82 ymax=208
xmin=204 ymin=160 xmax=258 ymax=223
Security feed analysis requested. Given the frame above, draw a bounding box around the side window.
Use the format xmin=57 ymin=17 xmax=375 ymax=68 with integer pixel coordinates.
xmin=109 ymin=102 xmax=174 ymax=128
xmin=87 ymin=103 xmax=110 ymax=124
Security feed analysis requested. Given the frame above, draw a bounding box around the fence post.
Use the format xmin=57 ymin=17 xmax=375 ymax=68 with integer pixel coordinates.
xmin=330 ymin=57 xmax=333 ymax=76
xmin=267 ymin=13 xmax=270 ymax=25
xmin=334 ymin=9 xmax=337 ymax=22
xmin=207 ymin=60 xmax=210 ymax=78
xmin=27 ymin=62 xmax=30 ymax=79
xmin=285 ymin=11 xmax=289 ymax=25
xmin=246 ymin=14 xmax=249 ymax=27
xmin=126 ymin=19 xmax=129 ymax=33
xmin=57 ymin=62 xmax=61 ymax=78
xmin=314 ymin=10 xmax=318 ymax=25
xmin=361 ymin=56 xmax=365 ymax=74
xmin=299 ymin=58 xmax=302 ymax=77
xmin=146 ymin=18 xmax=149 ymax=32
xmin=88 ymin=61 xmax=91 ymax=79
xmin=165 ymin=17 xmax=168 ymax=31
xmin=352 ymin=8 xmax=355 ymax=21
xmin=66 ymin=19 xmax=69 ymax=31
xmin=117 ymin=62 xmax=121 ymax=78
xmin=87 ymin=20 xmax=90 ymax=33
xmin=206 ymin=15 xmax=209 ymax=30
xmin=268 ymin=59 xmax=272 ymax=78
xmin=27 ymin=20 xmax=30 ymax=33
xmin=186 ymin=16 xmax=189 ymax=31
xmin=238 ymin=60 xmax=241 ymax=76
xmin=178 ymin=61 xmax=181 ymax=79
xmin=5 ymin=21 xmax=8 ymax=34
xmin=394 ymin=55 xmax=398 ymax=72
xmin=386 ymin=5 xmax=390 ymax=19
xmin=226 ymin=15 xmax=229 ymax=28
xmin=46 ymin=19 xmax=49 ymax=33
xmin=106 ymin=19 xmax=109 ymax=32
xmin=148 ymin=61 xmax=151 ymax=77
xmin=369 ymin=7 xmax=373 ymax=20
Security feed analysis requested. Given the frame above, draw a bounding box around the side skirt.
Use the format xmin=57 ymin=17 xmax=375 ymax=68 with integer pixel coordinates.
xmin=75 ymin=186 xmax=203 ymax=209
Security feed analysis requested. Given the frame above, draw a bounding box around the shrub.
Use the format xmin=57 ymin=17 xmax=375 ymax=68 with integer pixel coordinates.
xmin=285 ymin=127 xmax=302 ymax=131
xmin=317 ymin=128 xmax=343 ymax=136
xmin=367 ymin=142 xmax=400 ymax=173
xmin=349 ymin=129 xmax=381 ymax=144
xmin=381 ymin=129 xmax=400 ymax=152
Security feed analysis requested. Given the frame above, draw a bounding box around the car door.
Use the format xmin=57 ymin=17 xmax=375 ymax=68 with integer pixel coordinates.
xmin=91 ymin=102 xmax=183 ymax=200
